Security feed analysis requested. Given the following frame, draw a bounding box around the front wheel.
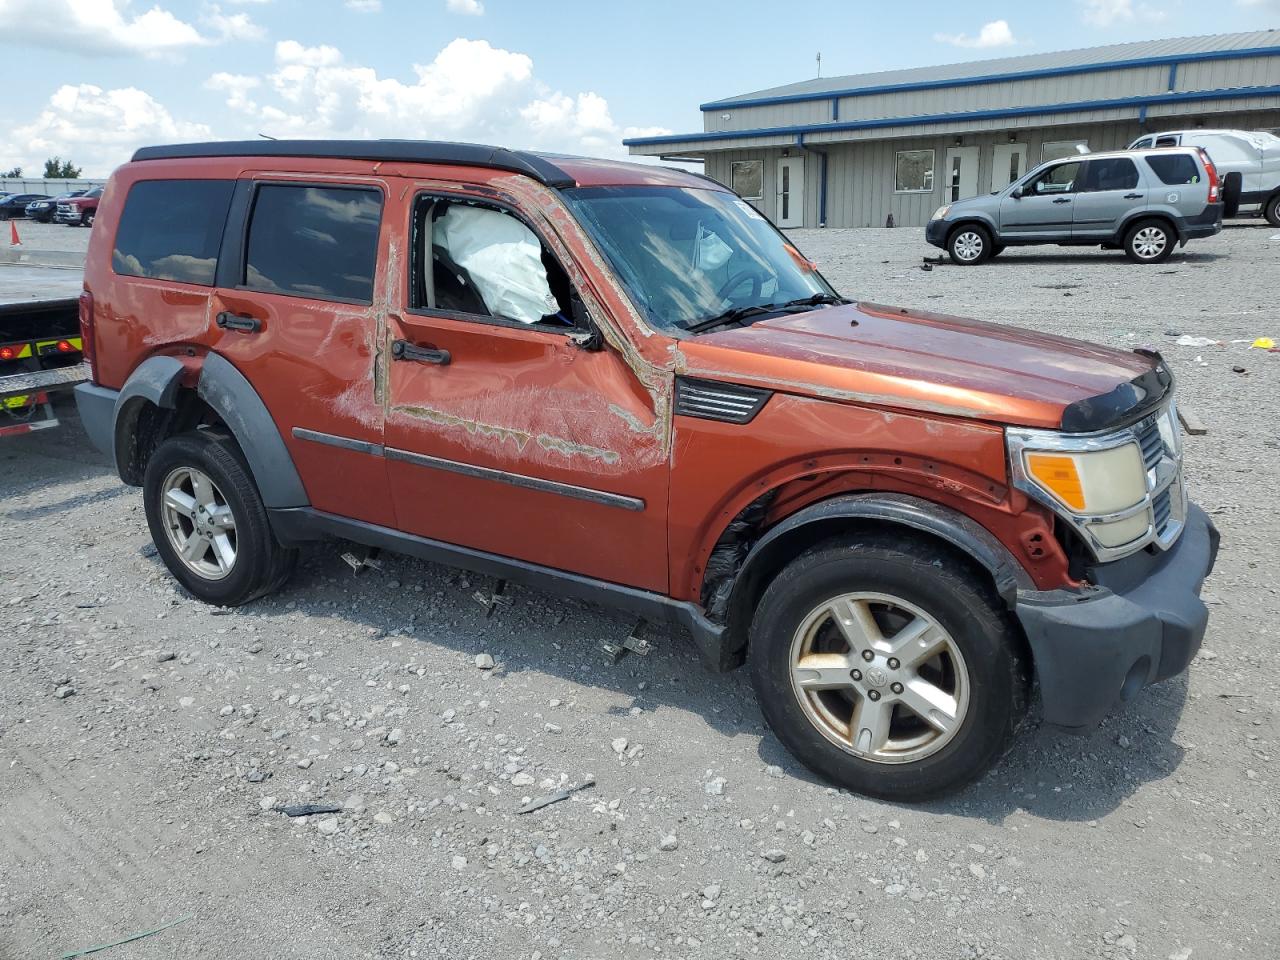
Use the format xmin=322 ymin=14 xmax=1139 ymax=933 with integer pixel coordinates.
xmin=947 ymin=225 xmax=993 ymax=265
xmin=81 ymin=211 xmax=95 ymax=227
xmin=144 ymin=431 xmax=296 ymax=606
xmin=1265 ymin=194 xmax=1280 ymax=228
xmin=749 ymin=535 xmax=1028 ymax=801
xmin=1123 ymin=219 xmax=1174 ymax=263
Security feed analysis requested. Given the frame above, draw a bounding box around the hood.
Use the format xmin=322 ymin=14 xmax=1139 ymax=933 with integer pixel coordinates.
xmin=677 ymin=301 xmax=1160 ymax=430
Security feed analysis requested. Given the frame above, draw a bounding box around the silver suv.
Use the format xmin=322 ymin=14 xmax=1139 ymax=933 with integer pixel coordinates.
xmin=925 ymin=147 xmax=1223 ymax=265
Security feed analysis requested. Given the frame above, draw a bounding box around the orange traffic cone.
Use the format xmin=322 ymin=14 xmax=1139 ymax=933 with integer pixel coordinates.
xmin=8 ymin=221 xmax=19 ymax=246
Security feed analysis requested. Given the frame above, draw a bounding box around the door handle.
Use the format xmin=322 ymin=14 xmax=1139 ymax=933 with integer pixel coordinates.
xmin=392 ymin=339 xmax=451 ymax=366
xmin=215 ymin=311 xmax=261 ymax=333
xmin=1052 ymin=197 xmax=1072 ymax=204
xmin=1124 ymin=193 xmax=1144 ymax=199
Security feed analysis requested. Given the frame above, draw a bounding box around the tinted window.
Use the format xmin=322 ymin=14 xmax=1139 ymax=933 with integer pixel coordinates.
xmin=1080 ymin=157 xmax=1139 ymax=192
xmin=1145 ymin=154 xmax=1201 ymax=186
xmin=1155 ymin=135 xmax=1179 ymax=147
xmin=112 ymin=179 xmax=234 ymax=286
xmin=243 ymin=185 xmax=382 ymax=303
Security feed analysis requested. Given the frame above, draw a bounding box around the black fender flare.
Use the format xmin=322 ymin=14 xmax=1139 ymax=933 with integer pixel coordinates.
xmin=196 ymin=352 xmax=308 ymax=509
xmin=722 ymin=492 xmax=1034 ymax=656
xmin=111 ymin=354 xmax=186 ymax=478
xmin=1117 ymin=209 xmax=1182 ymax=244
xmin=945 ymin=215 xmax=999 ymax=244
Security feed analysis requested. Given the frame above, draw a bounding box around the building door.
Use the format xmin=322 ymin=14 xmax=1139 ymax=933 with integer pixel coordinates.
xmin=991 ymin=143 xmax=1028 ymax=192
xmin=942 ymin=146 xmax=979 ymax=203
xmin=776 ymin=157 xmax=805 ymax=227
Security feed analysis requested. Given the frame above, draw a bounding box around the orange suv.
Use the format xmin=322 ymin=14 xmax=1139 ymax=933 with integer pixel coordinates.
xmin=73 ymin=141 xmax=1218 ymax=800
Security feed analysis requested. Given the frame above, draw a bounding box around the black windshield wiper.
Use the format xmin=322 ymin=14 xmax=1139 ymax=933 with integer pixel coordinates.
xmin=684 ymin=303 xmax=780 ymax=334
xmin=779 ymin=293 xmax=850 ymax=309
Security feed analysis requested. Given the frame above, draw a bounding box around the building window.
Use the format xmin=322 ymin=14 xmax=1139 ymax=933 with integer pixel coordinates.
xmin=1042 ymin=140 xmax=1089 ymax=163
xmin=894 ymin=150 xmax=935 ymax=193
xmin=731 ymin=160 xmax=764 ymax=200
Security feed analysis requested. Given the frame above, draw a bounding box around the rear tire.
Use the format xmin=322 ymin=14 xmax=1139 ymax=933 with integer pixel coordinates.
xmin=144 ymin=431 xmax=296 ymax=606
xmin=748 ymin=534 xmax=1028 ymax=801
xmin=1265 ymin=194 xmax=1280 ymax=228
xmin=1123 ymin=219 xmax=1174 ymax=264
xmin=947 ymin=224 xmax=993 ymax=265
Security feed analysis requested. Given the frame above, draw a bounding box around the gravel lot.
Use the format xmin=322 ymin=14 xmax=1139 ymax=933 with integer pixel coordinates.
xmin=2 ymin=222 xmax=1277 ymax=960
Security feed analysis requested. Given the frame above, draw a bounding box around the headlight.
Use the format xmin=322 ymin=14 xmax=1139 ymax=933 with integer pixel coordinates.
xmin=931 ymin=205 xmax=951 ymax=221
xmin=1008 ymin=404 xmax=1185 ymax=562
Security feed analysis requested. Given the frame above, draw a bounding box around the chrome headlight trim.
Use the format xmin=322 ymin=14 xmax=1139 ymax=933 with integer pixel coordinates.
xmin=1008 ymin=402 xmax=1185 ymax=563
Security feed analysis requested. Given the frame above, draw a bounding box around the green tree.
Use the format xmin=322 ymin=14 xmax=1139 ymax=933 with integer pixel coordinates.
xmin=43 ymin=157 xmax=82 ymax=179
xmin=1 ymin=166 xmax=21 ymax=178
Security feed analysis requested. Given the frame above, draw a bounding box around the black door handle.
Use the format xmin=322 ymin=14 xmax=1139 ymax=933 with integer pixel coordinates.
xmin=1052 ymin=197 xmax=1072 ymax=204
xmin=215 ymin=311 xmax=261 ymax=333
xmin=1124 ymin=193 xmax=1144 ymax=199
xmin=392 ymin=339 xmax=451 ymax=365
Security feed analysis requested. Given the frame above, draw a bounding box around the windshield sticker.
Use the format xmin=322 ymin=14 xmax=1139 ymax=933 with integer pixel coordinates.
xmin=733 ymin=199 xmax=765 ymax=220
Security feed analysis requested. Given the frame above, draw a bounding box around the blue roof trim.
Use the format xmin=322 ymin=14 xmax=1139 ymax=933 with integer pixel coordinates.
xmin=625 ymin=84 xmax=1280 ymax=147
xmin=698 ymin=45 xmax=1280 ymax=112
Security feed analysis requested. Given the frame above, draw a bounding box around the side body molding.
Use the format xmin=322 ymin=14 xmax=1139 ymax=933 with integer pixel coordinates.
xmin=197 ymin=352 xmax=309 ymax=509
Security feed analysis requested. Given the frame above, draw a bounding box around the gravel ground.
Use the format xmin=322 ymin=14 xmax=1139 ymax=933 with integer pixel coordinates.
xmin=2 ymin=224 xmax=1277 ymax=960
xmin=5 ymin=218 xmax=93 ymax=254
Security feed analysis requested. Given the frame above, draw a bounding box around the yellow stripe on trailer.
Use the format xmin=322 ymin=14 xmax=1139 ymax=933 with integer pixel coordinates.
xmin=1 ymin=343 xmax=35 ymax=359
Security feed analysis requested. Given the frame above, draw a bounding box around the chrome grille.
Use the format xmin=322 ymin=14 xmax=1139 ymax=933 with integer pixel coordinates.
xmin=1137 ymin=417 xmax=1164 ymax=471
xmin=1152 ymin=487 xmax=1173 ymax=533
xmin=674 ymin=377 xmax=772 ymax=424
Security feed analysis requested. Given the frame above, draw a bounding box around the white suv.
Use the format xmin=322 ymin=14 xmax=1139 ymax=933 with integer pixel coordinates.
xmin=1129 ymin=129 xmax=1280 ymax=225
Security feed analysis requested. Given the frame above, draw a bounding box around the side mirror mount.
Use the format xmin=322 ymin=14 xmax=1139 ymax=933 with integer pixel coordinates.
xmin=1010 ymin=186 xmax=1024 ymax=199
xmin=568 ymin=293 xmax=604 ymax=351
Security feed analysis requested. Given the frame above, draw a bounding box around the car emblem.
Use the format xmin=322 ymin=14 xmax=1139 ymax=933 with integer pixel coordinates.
xmin=865 ymin=667 xmax=888 ymax=688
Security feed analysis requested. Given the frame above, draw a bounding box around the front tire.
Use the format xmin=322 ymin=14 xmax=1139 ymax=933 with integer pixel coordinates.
xmin=1265 ymin=194 xmax=1280 ymax=228
xmin=144 ymin=431 xmax=296 ymax=606
xmin=947 ymin=224 xmax=993 ymax=265
xmin=748 ymin=535 xmax=1028 ymax=801
xmin=81 ymin=211 xmax=95 ymax=227
xmin=1123 ymin=219 xmax=1174 ymax=264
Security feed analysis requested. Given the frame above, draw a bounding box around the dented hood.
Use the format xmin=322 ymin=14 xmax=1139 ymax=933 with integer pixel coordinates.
xmin=679 ymin=301 xmax=1159 ymax=430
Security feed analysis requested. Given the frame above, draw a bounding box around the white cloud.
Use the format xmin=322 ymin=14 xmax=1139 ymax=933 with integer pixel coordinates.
xmin=1 ymin=84 xmax=213 ymax=176
xmin=207 ymin=72 xmax=262 ymax=111
xmin=934 ymin=20 xmax=1017 ymax=49
xmin=275 ymin=39 xmax=344 ymax=66
xmin=0 ymin=0 xmax=219 ymax=57
xmin=346 ymin=0 xmax=382 ymax=10
xmin=447 ymin=0 xmax=485 ymax=15
xmin=1237 ymin=0 xmax=1280 ymax=7
xmin=1079 ymin=0 xmax=1166 ymax=26
xmin=204 ymin=5 xmax=267 ymax=41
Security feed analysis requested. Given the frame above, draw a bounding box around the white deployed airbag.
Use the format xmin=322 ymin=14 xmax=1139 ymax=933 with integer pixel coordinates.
xmin=434 ymin=205 xmax=558 ymax=324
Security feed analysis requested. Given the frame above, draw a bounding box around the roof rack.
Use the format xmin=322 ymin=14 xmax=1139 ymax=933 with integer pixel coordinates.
xmin=130 ymin=140 xmax=577 ymax=189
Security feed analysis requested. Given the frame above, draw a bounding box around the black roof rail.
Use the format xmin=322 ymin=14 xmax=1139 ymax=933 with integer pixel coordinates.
xmin=129 ymin=140 xmax=577 ymax=189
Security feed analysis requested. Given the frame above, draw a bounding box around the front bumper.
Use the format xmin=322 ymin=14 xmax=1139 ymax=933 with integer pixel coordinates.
xmin=924 ymin=219 xmax=949 ymax=248
xmin=1014 ymin=502 xmax=1219 ymax=730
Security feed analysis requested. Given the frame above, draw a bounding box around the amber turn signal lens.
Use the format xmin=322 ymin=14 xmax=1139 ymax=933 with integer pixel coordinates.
xmin=1024 ymin=453 xmax=1085 ymax=511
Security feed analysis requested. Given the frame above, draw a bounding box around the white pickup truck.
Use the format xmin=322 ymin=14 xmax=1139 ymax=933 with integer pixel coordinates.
xmin=1129 ymin=129 xmax=1280 ymax=225
xmin=0 ymin=264 xmax=89 ymax=438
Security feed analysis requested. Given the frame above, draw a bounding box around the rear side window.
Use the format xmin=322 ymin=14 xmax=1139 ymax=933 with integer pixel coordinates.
xmin=1145 ymin=154 xmax=1201 ymax=186
xmin=112 ymin=179 xmax=234 ymax=285
xmin=243 ymin=185 xmax=382 ymax=303
xmin=1080 ymin=157 xmax=1139 ymax=192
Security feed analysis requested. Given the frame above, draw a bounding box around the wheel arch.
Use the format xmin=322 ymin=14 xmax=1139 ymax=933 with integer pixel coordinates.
xmin=1118 ymin=210 xmax=1179 ymax=244
xmin=945 ymin=217 xmax=997 ymax=246
xmin=713 ymin=492 xmax=1035 ymax=669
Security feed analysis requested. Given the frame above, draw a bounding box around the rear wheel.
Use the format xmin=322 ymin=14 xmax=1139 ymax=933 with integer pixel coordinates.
xmin=748 ymin=535 xmax=1028 ymax=801
xmin=1123 ymin=219 xmax=1174 ymax=264
xmin=144 ymin=431 xmax=296 ymax=606
xmin=1265 ymin=194 xmax=1280 ymax=228
xmin=947 ymin=224 xmax=993 ymax=265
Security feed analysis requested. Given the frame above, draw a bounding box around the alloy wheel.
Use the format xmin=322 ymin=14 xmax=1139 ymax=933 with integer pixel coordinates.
xmin=952 ymin=231 xmax=984 ymax=262
xmin=160 ymin=466 xmax=238 ymax=580
xmin=1132 ymin=226 xmax=1167 ymax=260
xmin=788 ymin=592 xmax=970 ymax=764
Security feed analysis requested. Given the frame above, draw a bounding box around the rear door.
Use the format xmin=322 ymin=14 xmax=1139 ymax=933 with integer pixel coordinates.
xmin=379 ymin=180 xmax=670 ymax=592
xmin=209 ymin=177 xmax=395 ymax=527
xmin=1071 ymin=156 xmax=1145 ymax=240
xmin=998 ymin=160 xmax=1083 ymax=239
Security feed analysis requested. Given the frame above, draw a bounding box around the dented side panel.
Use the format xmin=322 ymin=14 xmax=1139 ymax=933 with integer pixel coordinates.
xmin=670 ymin=392 xmax=1070 ymax=603
xmin=379 ymin=176 xmax=671 ymax=592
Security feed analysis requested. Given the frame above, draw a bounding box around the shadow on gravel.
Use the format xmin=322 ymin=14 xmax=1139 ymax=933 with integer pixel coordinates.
xmin=4 ymin=483 xmax=129 ymax=522
xmin=974 ymin=250 xmax=1227 ymax=267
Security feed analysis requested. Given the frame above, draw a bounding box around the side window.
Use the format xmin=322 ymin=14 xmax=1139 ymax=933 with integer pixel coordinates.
xmin=1079 ymin=157 xmax=1140 ymax=193
xmin=243 ymin=185 xmax=382 ymax=303
xmin=1132 ymin=137 xmax=1154 ymax=149
xmin=411 ymin=196 xmax=572 ymax=327
xmin=1155 ymin=135 xmax=1179 ymax=147
xmin=112 ymin=179 xmax=235 ymax=285
xmin=1145 ymin=154 xmax=1201 ymax=186
xmin=1029 ymin=162 xmax=1082 ymax=195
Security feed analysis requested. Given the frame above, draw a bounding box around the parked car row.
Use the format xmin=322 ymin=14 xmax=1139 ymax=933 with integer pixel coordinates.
xmin=0 ymin=185 xmax=103 ymax=225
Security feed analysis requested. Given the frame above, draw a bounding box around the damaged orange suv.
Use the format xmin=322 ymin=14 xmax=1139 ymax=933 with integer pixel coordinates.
xmin=75 ymin=141 xmax=1218 ymax=800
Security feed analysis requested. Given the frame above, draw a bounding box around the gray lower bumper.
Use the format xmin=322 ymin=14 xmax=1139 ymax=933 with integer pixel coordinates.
xmin=73 ymin=382 xmax=118 ymax=457
xmin=1015 ymin=503 xmax=1219 ymax=730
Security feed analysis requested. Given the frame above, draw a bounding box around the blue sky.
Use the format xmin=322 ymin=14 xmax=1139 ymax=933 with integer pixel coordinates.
xmin=2 ymin=0 xmax=1279 ymax=176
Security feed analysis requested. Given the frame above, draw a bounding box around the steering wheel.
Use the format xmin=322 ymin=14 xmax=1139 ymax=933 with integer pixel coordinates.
xmin=717 ymin=269 xmax=762 ymax=301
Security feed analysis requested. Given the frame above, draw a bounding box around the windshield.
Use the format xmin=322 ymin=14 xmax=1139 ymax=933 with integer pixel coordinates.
xmin=563 ymin=185 xmax=836 ymax=334
xmin=87 ymin=186 xmax=104 ymax=198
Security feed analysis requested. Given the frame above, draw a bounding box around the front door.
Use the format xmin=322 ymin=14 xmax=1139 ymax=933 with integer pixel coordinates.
xmin=998 ymin=159 xmax=1083 ymax=240
xmin=942 ymin=146 xmax=980 ymax=203
xmin=776 ymin=157 xmax=805 ymax=228
xmin=990 ymin=143 xmax=1028 ymax=192
xmin=380 ymin=184 xmax=670 ymax=592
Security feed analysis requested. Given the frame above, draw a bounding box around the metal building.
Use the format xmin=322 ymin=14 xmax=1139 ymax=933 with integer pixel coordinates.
xmin=624 ymin=31 xmax=1280 ymax=228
